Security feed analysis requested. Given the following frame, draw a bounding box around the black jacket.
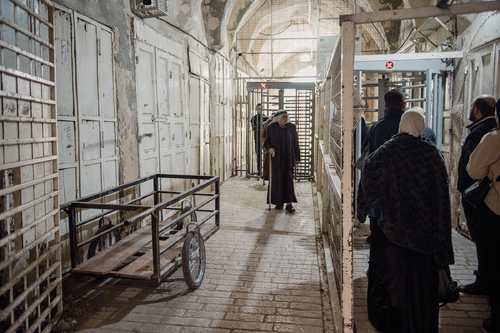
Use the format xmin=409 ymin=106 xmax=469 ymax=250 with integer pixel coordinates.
xmin=457 ymin=116 xmax=498 ymax=193
xmin=365 ymin=108 xmax=404 ymax=154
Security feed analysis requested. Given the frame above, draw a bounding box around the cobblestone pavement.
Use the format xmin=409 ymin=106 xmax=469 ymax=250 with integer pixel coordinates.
xmin=353 ymin=223 xmax=491 ymax=333
xmin=56 ymin=176 xmax=334 ymax=333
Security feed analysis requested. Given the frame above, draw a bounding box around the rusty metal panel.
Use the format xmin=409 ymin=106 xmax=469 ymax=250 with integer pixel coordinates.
xmin=0 ymin=1 xmax=62 ymax=332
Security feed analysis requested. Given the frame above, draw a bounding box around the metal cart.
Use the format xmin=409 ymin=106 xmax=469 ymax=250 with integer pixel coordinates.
xmin=60 ymin=174 xmax=220 ymax=288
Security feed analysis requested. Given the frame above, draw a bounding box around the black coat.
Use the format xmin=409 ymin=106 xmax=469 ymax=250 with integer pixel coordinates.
xmin=263 ymin=122 xmax=300 ymax=169
xmin=364 ymin=108 xmax=404 ymax=154
xmin=457 ymin=116 xmax=498 ymax=193
xmin=357 ymin=133 xmax=454 ymax=266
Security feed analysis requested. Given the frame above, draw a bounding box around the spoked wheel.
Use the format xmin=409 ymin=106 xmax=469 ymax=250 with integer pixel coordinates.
xmin=175 ymin=200 xmax=197 ymax=231
xmin=182 ymin=229 xmax=206 ymax=289
xmin=87 ymin=223 xmax=121 ymax=259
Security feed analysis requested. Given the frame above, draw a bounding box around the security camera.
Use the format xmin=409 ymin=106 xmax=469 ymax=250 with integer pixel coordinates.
xmin=143 ymin=0 xmax=152 ymax=5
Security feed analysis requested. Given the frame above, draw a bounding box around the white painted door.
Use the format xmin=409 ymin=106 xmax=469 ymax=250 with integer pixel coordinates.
xmin=136 ymin=43 xmax=189 ymax=193
xmin=188 ymin=75 xmax=201 ymax=176
xmin=75 ymin=14 xmax=118 ymax=206
xmin=468 ymin=44 xmax=496 ymax=107
xmin=55 ymin=8 xmax=78 ymax=212
xmin=201 ymin=80 xmax=210 ymax=176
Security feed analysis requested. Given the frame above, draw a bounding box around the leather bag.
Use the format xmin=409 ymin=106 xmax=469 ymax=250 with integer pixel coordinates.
xmin=463 ymin=175 xmax=500 ymax=209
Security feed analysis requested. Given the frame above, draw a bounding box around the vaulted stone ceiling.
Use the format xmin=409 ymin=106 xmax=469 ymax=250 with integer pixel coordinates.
xmin=200 ymin=0 xmax=463 ymax=78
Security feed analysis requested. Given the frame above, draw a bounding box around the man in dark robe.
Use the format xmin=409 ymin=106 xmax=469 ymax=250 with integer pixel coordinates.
xmin=264 ymin=111 xmax=300 ymax=213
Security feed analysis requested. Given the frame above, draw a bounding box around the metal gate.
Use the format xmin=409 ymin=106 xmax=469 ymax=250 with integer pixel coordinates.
xmin=246 ymin=82 xmax=315 ymax=181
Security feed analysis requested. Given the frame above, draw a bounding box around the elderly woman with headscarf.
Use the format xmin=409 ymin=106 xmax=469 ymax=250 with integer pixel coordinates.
xmin=357 ymin=109 xmax=454 ymax=333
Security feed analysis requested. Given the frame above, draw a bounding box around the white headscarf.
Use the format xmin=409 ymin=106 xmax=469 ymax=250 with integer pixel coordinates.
xmin=270 ymin=110 xmax=291 ymax=124
xmin=398 ymin=109 xmax=425 ymax=137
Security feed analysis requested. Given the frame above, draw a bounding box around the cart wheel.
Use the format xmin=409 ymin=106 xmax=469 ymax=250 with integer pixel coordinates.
xmin=182 ymin=229 xmax=206 ymax=289
xmin=87 ymin=224 xmax=121 ymax=259
xmin=175 ymin=206 xmax=195 ymax=230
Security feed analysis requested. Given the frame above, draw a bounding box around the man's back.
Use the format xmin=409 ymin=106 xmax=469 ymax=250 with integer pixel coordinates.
xmin=367 ymin=108 xmax=405 ymax=154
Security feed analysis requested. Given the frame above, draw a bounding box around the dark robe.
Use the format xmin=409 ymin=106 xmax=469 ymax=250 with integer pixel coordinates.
xmin=264 ymin=122 xmax=300 ymax=206
xmin=357 ymin=133 xmax=454 ymax=333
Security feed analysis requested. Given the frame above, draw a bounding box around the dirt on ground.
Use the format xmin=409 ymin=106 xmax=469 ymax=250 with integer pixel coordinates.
xmin=51 ymin=293 xmax=99 ymax=332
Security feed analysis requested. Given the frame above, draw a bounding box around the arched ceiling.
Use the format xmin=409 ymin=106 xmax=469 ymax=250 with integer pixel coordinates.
xmin=201 ymin=0 xmax=459 ymax=78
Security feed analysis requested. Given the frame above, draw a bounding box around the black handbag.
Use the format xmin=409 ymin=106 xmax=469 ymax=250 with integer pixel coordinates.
xmin=438 ymin=265 xmax=459 ymax=307
xmin=463 ymin=175 xmax=500 ymax=209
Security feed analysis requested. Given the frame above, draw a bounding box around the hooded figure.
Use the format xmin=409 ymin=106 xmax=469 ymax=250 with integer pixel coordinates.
xmin=357 ymin=109 xmax=454 ymax=333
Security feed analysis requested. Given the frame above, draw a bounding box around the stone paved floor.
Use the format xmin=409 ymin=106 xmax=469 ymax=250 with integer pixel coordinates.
xmin=353 ymin=222 xmax=491 ymax=333
xmin=54 ymin=176 xmax=334 ymax=333
xmin=53 ymin=175 xmax=487 ymax=333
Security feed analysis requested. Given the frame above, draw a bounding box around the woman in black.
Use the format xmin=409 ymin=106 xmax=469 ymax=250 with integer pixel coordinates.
xmin=357 ymin=109 xmax=454 ymax=333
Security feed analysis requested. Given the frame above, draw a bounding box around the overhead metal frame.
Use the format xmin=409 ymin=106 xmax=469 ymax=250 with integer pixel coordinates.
xmin=335 ymin=2 xmax=500 ymax=333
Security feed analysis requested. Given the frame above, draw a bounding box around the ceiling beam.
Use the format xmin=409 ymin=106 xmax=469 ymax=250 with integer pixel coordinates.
xmin=340 ymin=1 xmax=500 ymax=25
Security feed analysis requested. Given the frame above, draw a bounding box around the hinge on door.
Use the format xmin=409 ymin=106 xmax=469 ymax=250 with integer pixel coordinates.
xmin=170 ymin=71 xmax=173 ymax=79
xmin=136 ymin=56 xmax=139 ymax=64
xmin=97 ymin=38 xmax=101 ymax=56
xmin=100 ymin=131 xmax=104 ymax=148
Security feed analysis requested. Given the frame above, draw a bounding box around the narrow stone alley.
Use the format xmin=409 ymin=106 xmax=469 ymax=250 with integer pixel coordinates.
xmin=53 ymin=175 xmax=488 ymax=333
xmin=53 ymin=176 xmax=334 ymax=333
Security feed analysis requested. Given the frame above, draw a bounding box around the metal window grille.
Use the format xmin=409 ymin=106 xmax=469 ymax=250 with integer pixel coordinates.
xmin=0 ymin=1 xmax=62 ymax=332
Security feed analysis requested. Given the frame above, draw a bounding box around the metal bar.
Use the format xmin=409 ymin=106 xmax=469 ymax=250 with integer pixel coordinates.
xmin=406 ymin=98 xmax=426 ymax=102
xmin=0 ymin=40 xmax=54 ymax=67
xmin=341 ymin=20 xmax=355 ymax=333
xmin=425 ymin=69 xmax=432 ymax=126
xmin=237 ymin=37 xmax=318 ymax=41
xmin=63 ymin=174 xmax=156 ymax=206
xmin=70 ymin=202 xmax=151 ymax=212
xmin=0 ymin=16 xmax=53 ymax=49
xmin=0 ymin=65 xmax=55 ymax=86
xmin=73 ymin=192 xmax=153 ymax=228
xmin=0 ymin=208 xmax=58 ymax=249
xmin=0 ymin=137 xmax=57 ymax=146
xmin=0 ymin=90 xmax=55 ymax=106
xmin=340 ymin=2 xmax=500 ymax=25
xmin=0 ymin=173 xmax=57 ymax=197
xmin=0 ymin=259 xmax=59 ymax=322
xmin=159 ymin=212 xmax=218 ymax=255
xmin=69 ymin=205 xmax=78 ymax=268
xmin=271 ymin=0 xmax=274 ymax=78
xmin=125 ymin=176 xmax=219 ymax=226
xmin=0 ymin=191 xmax=57 ymax=220
xmin=0 ymin=224 xmax=58 ymax=272
xmin=433 ymin=73 xmax=438 ymax=132
xmin=11 ymin=0 xmax=54 ymax=28
xmin=433 ymin=17 xmax=452 ymax=33
xmin=159 ymin=194 xmax=218 ymax=234
xmin=437 ymin=74 xmax=444 ymax=150
xmin=215 ymin=178 xmax=220 ymax=227
xmin=0 ymin=115 xmax=56 ymax=124
xmin=76 ymin=221 xmax=126 ymax=248
xmin=152 ymin=209 xmax=160 ymax=282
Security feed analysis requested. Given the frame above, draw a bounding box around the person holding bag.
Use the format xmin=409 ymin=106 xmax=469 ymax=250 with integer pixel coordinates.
xmin=466 ymin=98 xmax=500 ymax=333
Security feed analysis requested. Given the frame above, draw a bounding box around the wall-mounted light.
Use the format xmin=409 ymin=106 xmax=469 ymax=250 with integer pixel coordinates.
xmin=131 ymin=0 xmax=168 ymax=19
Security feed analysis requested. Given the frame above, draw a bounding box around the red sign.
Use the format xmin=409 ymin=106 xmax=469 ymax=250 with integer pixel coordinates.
xmin=386 ymin=61 xmax=394 ymax=69
xmin=260 ymin=82 xmax=267 ymax=89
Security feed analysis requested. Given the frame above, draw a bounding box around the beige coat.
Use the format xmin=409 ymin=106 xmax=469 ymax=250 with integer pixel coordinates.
xmin=467 ymin=127 xmax=500 ymax=215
